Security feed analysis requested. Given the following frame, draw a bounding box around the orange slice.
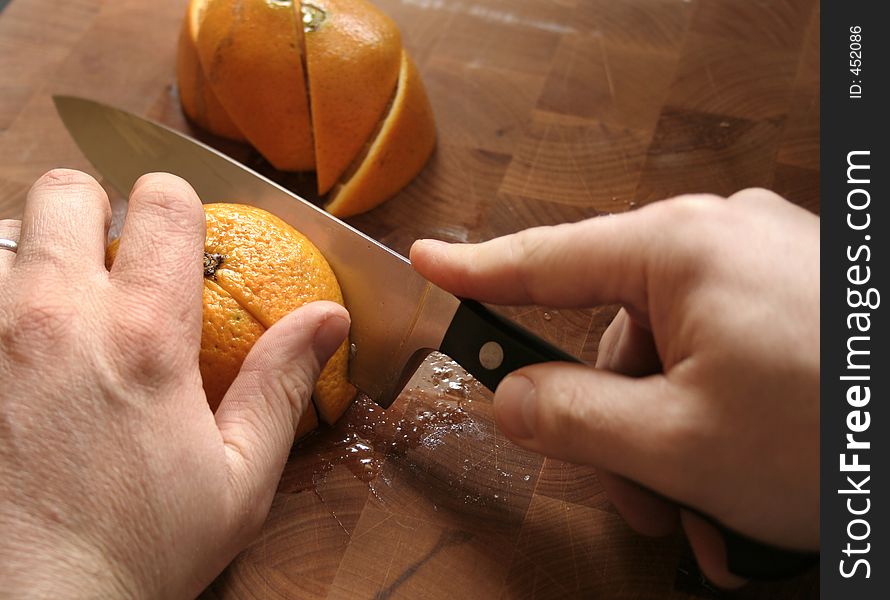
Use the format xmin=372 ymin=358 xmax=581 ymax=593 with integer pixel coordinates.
xmin=304 ymin=0 xmax=402 ymax=195
xmin=176 ymin=0 xmax=245 ymax=141
xmin=324 ymin=52 xmax=436 ymax=217
xmin=195 ymin=0 xmax=316 ymax=171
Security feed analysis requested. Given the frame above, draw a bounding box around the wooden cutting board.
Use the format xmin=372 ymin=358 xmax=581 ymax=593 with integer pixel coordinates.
xmin=0 ymin=0 xmax=820 ymax=597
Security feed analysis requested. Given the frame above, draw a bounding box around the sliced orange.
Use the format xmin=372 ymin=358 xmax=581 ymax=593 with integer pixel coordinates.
xmin=176 ymin=0 xmax=435 ymax=216
xmin=202 ymin=203 xmax=356 ymax=425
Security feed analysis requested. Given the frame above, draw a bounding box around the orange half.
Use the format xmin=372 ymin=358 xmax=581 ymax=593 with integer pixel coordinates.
xmin=203 ymin=204 xmax=356 ymax=424
xmin=106 ymin=203 xmax=354 ymax=433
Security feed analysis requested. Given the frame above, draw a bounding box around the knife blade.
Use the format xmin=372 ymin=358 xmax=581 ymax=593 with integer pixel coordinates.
xmin=53 ymin=95 xmax=579 ymax=408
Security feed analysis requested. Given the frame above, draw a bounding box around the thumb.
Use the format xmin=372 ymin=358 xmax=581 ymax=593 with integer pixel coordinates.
xmin=215 ymin=301 xmax=350 ymax=522
xmin=493 ymin=363 xmax=689 ymax=499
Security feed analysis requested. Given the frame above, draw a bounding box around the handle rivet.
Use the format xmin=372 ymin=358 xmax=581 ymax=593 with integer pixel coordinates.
xmin=479 ymin=341 xmax=504 ymax=370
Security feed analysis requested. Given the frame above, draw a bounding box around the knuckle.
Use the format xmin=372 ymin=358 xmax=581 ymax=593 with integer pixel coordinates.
xmin=0 ymin=219 xmax=22 ymax=233
xmin=34 ymin=168 xmax=101 ymax=192
xmin=510 ymin=228 xmax=551 ymax=303
xmin=29 ymin=169 xmax=110 ymax=223
xmin=543 ymin=380 xmax=590 ymax=442
xmin=727 ymin=187 xmax=781 ymax=204
xmin=657 ymin=407 xmax=698 ymax=454
xmin=0 ymin=294 xmax=76 ymax=360
xmin=513 ymin=227 xmax=549 ymax=263
xmin=258 ymin=363 xmax=316 ymax=427
xmin=651 ymin=194 xmax=734 ymax=256
xmin=652 ymin=390 xmax=709 ymax=468
xmin=110 ymin=310 xmax=177 ymax=381
xmin=658 ymin=194 xmax=725 ymax=220
xmin=132 ymin=174 xmax=203 ymax=221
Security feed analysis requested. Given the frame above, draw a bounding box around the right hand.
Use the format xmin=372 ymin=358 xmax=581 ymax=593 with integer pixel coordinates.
xmin=410 ymin=189 xmax=819 ymax=587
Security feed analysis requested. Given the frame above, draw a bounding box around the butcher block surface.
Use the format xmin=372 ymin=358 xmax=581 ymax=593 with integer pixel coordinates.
xmin=0 ymin=0 xmax=819 ymax=598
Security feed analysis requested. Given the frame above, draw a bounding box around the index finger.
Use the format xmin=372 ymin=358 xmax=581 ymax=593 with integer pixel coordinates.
xmin=110 ymin=173 xmax=205 ymax=311
xmin=409 ymin=194 xmax=721 ymax=315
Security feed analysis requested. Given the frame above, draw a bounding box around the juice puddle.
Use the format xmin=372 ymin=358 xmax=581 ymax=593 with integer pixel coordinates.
xmin=280 ymin=353 xmax=485 ymax=494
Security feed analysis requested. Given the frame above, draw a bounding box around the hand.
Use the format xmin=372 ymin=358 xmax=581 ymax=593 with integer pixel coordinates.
xmin=0 ymin=170 xmax=350 ymax=597
xmin=410 ymin=189 xmax=819 ymax=587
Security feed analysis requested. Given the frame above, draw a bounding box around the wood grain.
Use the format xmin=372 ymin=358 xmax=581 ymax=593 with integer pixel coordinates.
xmin=0 ymin=0 xmax=820 ymax=598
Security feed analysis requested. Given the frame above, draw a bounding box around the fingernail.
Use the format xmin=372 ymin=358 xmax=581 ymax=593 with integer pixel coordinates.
xmin=494 ymin=375 xmax=536 ymax=439
xmin=313 ymin=315 xmax=350 ymax=363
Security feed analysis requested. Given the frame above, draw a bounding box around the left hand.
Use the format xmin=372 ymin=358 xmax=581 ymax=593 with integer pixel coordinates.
xmin=0 ymin=170 xmax=349 ymax=597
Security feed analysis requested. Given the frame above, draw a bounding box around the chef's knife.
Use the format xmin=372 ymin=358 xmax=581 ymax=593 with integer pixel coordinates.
xmin=53 ymin=95 xmax=817 ymax=579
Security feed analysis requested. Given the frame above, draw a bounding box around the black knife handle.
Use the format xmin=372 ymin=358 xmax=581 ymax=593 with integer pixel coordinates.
xmin=439 ymin=299 xmax=577 ymax=390
xmin=438 ymin=299 xmax=818 ymax=580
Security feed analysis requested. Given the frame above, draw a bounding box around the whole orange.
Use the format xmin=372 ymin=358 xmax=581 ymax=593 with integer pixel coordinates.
xmin=107 ymin=203 xmax=356 ymax=437
xmin=177 ymin=0 xmax=436 ymax=217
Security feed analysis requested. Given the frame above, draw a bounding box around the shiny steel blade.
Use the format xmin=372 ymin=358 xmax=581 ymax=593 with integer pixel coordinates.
xmin=53 ymin=95 xmax=459 ymax=407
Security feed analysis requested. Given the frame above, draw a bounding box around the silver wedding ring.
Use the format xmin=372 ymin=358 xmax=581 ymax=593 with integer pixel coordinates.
xmin=0 ymin=238 xmax=18 ymax=253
